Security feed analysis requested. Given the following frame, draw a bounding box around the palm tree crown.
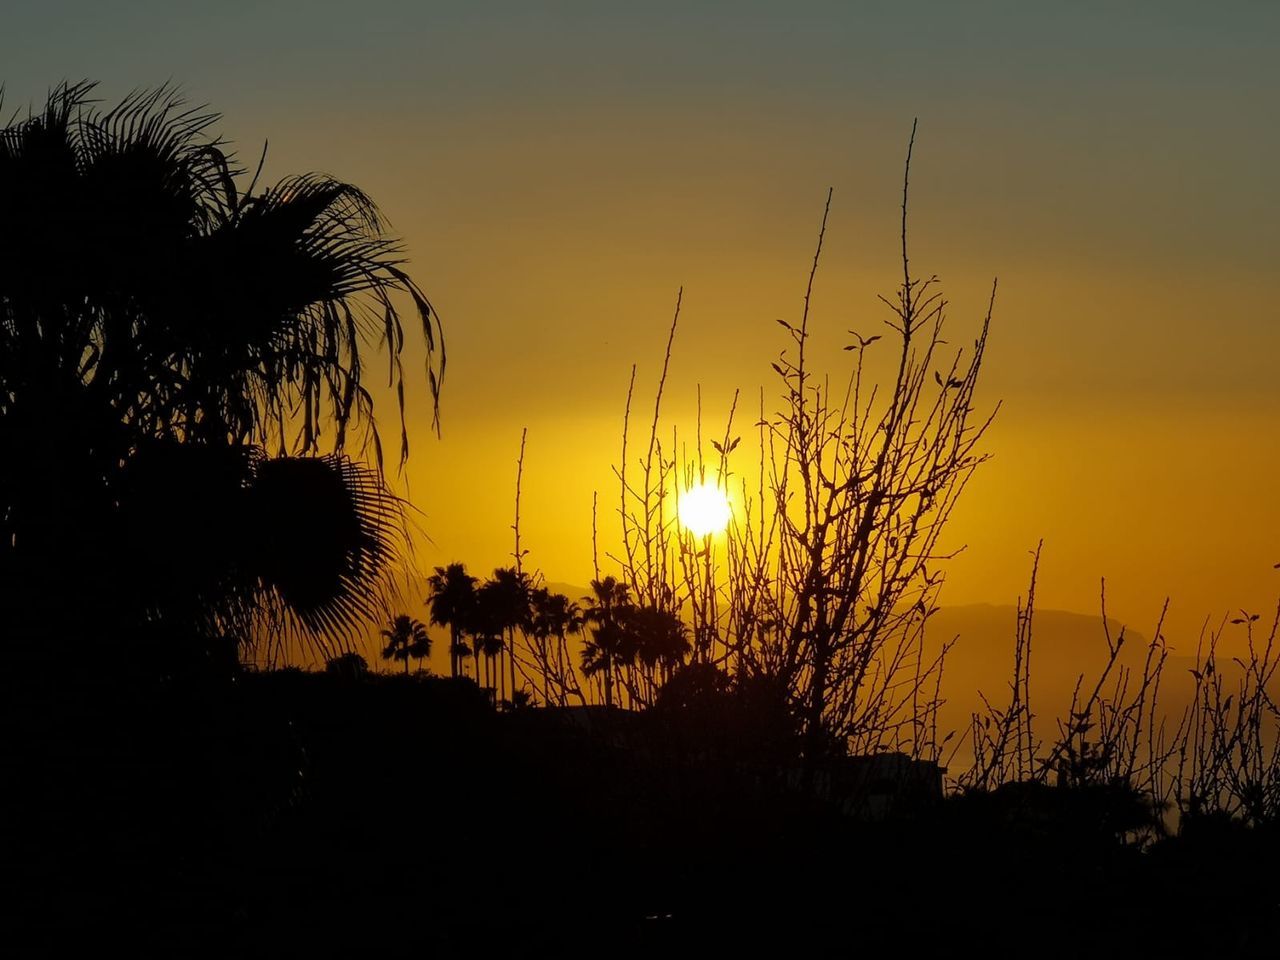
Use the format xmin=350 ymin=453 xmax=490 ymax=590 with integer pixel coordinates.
xmin=581 ymin=577 xmax=634 ymax=708
xmin=380 ymin=614 xmax=432 ymax=675
xmin=426 ymin=563 xmax=478 ymax=679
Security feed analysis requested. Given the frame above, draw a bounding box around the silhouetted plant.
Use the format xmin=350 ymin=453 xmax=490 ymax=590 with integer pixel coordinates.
xmin=629 ymin=604 xmax=690 ymax=685
xmin=467 ymin=586 xmax=508 ymax=697
xmin=427 ymin=563 xmax=478 ymax=679
xmin=325 ymin=651 xmax=369 ymax=681
xmin=600 ymin=602 xmax=692 ymax=708
xmin=962 ymin=543 xmax=1043 ymax=791
xmin=654 ymin=661 xmax=733 ymax=711
xmin=526 ymin=587 xmax=587 ymax=706
xmin=1176 ymin=605 xmax=1280 ymax=827
xmin=380 ymin=614 xmax=431 ymax=675
xmin=510 ymin=688 xmax=534 ymax=710
xmin=468 ymin=568 xmax=531 ymax=704
xmin=499 ymin=128 xmax=987 ymax=761
xmin=0 ymin=82 xmax=443 ymax=666
xmin=581 ymin=576 xmax=634 ymax=708
xmin=1033 ymin=583 xmax=1175 ymax=814
xmin=954 ymin=545 xmax=1280 ymax=849
xmin=488 ymin=566 xmax=533 ymax=704
xmin=653 ymin=661 xmax=800 ymax=766
xmin=596 ymin=125 xmax=987 ymax=767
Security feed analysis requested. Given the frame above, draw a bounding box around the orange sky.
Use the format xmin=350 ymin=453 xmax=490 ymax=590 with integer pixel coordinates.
xmin=5 ymin=2 xmax=1278 ymax=651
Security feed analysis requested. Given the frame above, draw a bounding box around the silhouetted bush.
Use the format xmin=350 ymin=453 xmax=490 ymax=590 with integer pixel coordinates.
xmin=324 ymin=651 xmax=369 ymax=680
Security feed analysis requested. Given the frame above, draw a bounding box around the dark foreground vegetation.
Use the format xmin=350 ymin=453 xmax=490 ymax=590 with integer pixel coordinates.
xmin=7 ymin=660 xmax=1279 ymax=957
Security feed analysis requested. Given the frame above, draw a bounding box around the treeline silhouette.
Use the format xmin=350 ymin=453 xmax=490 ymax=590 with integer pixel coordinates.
xmin=412 ymin=565 xmax=690 ymax=709
xmin=4 ymin=87 xmax=1279 ymax=954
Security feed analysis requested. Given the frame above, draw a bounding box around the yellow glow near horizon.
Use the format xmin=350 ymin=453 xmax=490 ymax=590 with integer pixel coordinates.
xmin=677 ymin=481 xmax=732 ymax=537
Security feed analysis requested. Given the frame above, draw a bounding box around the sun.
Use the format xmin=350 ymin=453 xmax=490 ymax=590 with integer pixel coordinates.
xmin=677 ymin=481 xmax=732 ymax=537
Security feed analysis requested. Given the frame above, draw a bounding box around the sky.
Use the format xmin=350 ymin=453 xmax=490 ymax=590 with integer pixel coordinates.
xmin=4 ymin=1 xmax=1278 ymax=650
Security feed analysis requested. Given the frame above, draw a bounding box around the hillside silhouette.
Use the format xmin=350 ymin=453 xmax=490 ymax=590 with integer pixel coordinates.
xmin=934 ymin=604 xmax=1199 ymax=751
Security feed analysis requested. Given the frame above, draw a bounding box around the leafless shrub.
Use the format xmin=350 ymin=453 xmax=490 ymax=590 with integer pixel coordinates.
xmin=959 ymin=543 xmax=1042 ymax=791
xmin=962 ymin=543 xmax=1280 ymax=841
xmin=511 ymin=124 xmax=999 ymax=772
xmin=1176 ymin=605 xmax=1280 ymax=825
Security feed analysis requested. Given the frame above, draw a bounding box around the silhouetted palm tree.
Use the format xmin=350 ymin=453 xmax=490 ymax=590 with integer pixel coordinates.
xmin=469 ymin=634 xmax=486 ymax=686
xmin=460 ymin=640 xmax=481 ymax=686
xmin=0 ymin=83 xmax=443 ymax=665
xmin=466 ymin=593 xmax=506 ymax=698
xmin=526 ymin=587 xmax=554 ymax=702
xmin=380 ymin=614 xmax=431 ymax=675
xmin=481 ymin=633 xmax=505 ymax=693
xmin=427 ymin=563 xmax=478 ymax=679
xmin=549 ymin=593 xmax=586 ymax=703
xmin=528 ymin=587 xmax=584 ymax=703
xmin=582 ymin=577 xmax=633 ymax=708
xmin=481 ymin=568 xmax=532 ymax=706
xmin=544 ymin=592 xmax=585 ymax=667
xmin=629 ymin=604 xmax=690 ymax=687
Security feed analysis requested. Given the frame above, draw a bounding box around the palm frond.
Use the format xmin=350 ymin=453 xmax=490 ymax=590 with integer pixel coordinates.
xmin=1 ymin=84 xmax=442 ymax=668
xmin=247 ymin=453 xmax=409 ymax=657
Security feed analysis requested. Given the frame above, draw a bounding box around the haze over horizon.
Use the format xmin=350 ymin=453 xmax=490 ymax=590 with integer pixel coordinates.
xmin=5 ymin=1 xmax=1278 ymax=646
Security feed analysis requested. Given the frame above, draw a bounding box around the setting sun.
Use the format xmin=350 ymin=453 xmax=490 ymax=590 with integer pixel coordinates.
xmin=677 ymin=481 xmax=731 ymax=537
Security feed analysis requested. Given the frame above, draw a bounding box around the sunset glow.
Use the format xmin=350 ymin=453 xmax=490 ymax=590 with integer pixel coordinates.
xmin=677 ymin=481 xmax=731 ymax=537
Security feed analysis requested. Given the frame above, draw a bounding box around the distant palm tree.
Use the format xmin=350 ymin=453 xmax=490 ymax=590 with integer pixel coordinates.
xmin=458 ymin=637 xmax=478 ymax=683
xmin=481 ymin=633 xmax=505 ymax=694
xmin=467 ymin=628 xmax=504 ymax=697
xmin=480 ymin=568 xmax=532 ymax=706
xmin=544 ymin=592 xmax=585 ymax=670
xmin=526 ymin=587 xmax=554 ymax=702
xmin=582 ymin=577 xmax=634 ymax=708
xmin=427 ymin=563 xmax=478 ymax=678
xmin=547 ymin=593 xmax=586 ymax=703
xmin=469 ymin=634 xmax=486 ymax=686
xmin=630 ymin=604 xmax=690 ymax=687
xmin=380 ymin=614 xmax=431 ymax=675
xmin=0 ymin=82 xmax=443 ymax=666
xmin=528 ymin=587 xmax=583 ymax=703
xmin=452 ymin=635 xmax=476 ymax=681
xmin=466 ymin=594 xmax=505 ymax=697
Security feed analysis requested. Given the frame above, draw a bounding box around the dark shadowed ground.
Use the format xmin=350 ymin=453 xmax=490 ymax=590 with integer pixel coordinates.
xmin=6 ymin=663 xmax=1278 ymax=957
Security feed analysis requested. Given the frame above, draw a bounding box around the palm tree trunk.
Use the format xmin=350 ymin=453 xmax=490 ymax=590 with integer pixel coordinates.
xmin=541 ymin=637 xmax=549 ymax=705
xmin=508 ymin=628 xmax=517 ymax=708
xmin=554 ymin=632 xmax=565 ymax=704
